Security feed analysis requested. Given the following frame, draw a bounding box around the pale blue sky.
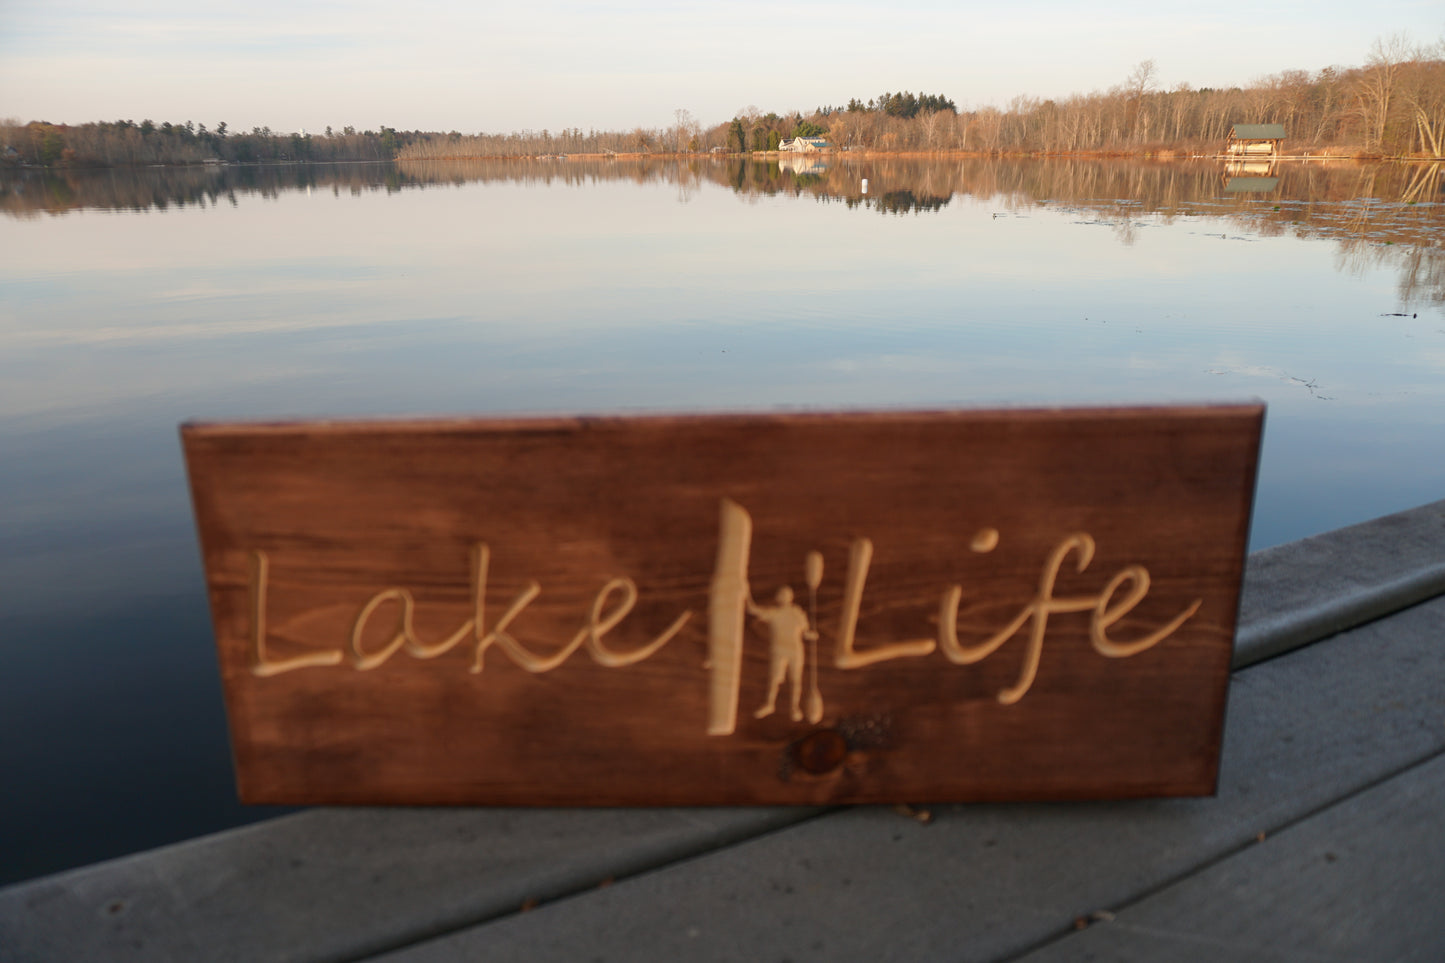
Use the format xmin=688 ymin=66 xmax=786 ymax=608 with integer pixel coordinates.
xmin=2 ymin=0 xmax=1440 ymax=133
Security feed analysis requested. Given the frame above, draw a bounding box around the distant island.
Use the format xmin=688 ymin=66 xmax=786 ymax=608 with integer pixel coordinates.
xmin=4 ymin=40 xmax=1441 ymax=168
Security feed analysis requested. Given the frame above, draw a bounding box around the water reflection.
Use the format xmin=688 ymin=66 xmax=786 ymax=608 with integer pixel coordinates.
xmin=777 ymin=154 xmax=828 ymax=177
xmin=5 ymin=157 xmax=1441 ymax=305
xmin=1 ymin=154 xmax=1442 ymax=887
xmin=1222 ymin=159 xmax=1280 ymax=193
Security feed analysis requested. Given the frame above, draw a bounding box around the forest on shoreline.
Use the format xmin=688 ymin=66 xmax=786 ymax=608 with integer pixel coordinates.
xmin=4 ymin=39 xmax=1441 ymax=169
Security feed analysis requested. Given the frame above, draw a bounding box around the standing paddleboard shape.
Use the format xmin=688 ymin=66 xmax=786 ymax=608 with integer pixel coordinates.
xmin=805 ymin=550 xmax=824 ymax=724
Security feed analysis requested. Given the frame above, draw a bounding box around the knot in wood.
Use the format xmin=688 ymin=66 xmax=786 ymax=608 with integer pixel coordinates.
xmin=793 ymin=729 xmax=849 ymax=775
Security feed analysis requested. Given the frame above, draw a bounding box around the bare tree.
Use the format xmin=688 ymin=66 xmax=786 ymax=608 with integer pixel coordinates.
xmin=920 ymin=109 xmax=948 ymax=150
xmin=1398 ymin=39 xmax=1445 ymax=156
xmin=1354 ymin=35 xmax=1409 ymax=151
xmin=1124 ymin=59 xmax=1158 ymax=143
xmin=673 ymin=108 xmax=698 ymax=153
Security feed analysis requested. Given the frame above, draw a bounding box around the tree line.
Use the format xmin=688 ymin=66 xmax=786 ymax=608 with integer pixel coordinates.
xmin=4 ymin=37 xmax=1441 ymax=168
xmin=0 ymin=119 xmax=416 ymax=168
xmin=402 ymin=43 xmax=1442 ymax=160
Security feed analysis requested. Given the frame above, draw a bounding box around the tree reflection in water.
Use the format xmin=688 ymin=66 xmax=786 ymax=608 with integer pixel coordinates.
xmin=3 ymin=156 xmax=1439 ymax=304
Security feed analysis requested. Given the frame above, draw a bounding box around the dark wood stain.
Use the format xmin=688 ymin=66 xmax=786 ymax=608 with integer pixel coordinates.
xmin=181 ymin=405 xmax=1262 ymax=805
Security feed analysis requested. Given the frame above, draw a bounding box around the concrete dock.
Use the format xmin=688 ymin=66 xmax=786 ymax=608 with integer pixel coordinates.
xmin=4 ymin=499 xmax=1444 ymax=962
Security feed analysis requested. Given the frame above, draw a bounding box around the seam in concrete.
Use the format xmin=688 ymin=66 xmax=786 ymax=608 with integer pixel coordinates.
xmin=1233 ymin=562 xmax=1445 ymax=669
xmin=333 ymin=807 xmax=841 ymax=963
xmin=997 ymin=744 xmax=1445 ymax=963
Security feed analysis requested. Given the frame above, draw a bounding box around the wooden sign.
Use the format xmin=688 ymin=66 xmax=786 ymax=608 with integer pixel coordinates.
xmin=182 ymin=406 xmax=1262 ymax=805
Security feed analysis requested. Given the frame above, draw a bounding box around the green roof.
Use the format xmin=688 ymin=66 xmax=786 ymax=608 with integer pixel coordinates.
xmin=1224 ymin=177 xmax=1280 ymax=193
xmin=1231 ymin=124 xmax=1286 ymax=139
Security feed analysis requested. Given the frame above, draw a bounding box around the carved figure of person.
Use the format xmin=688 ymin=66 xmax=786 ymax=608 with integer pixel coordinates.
xmin=748 ymin=586 xmax=816 ymax=721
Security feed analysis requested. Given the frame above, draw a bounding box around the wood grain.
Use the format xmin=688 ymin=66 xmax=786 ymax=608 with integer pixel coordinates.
xmin=181 ymin=405 xmax=1262 ymax=805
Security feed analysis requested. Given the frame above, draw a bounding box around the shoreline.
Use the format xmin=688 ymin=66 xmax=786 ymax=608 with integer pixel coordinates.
xmin=3 ymin=148 xmax=1436 ymax=172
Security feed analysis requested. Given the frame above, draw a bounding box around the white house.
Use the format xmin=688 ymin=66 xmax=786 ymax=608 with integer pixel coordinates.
xmin=779 ymin=136 xmax=831 ymax=153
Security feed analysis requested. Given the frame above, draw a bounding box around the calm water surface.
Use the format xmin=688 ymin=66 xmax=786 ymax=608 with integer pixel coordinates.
xmin=1 ymin=156 xmax=1442 ymax=883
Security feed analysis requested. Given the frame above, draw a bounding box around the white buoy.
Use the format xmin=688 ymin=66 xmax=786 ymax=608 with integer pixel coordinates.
xmin=861 ymin=177 xmax=868 ymax=194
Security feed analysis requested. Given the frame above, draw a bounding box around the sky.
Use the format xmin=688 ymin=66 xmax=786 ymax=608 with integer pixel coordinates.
xmin=2 ymin=0 xmax=1441 ymax=135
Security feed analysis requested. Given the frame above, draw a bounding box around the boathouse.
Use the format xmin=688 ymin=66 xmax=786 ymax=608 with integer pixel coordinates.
xmin=1226 ymin=124 xmax=1286 ymax=157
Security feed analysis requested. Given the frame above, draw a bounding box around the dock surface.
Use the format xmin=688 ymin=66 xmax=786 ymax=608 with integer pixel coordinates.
xmin=4 ymin=499 xmax=1444 ymax=962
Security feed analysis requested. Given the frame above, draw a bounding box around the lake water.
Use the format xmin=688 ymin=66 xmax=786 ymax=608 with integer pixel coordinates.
xmin=1 ymin=156 xmax=1442 ymax=884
